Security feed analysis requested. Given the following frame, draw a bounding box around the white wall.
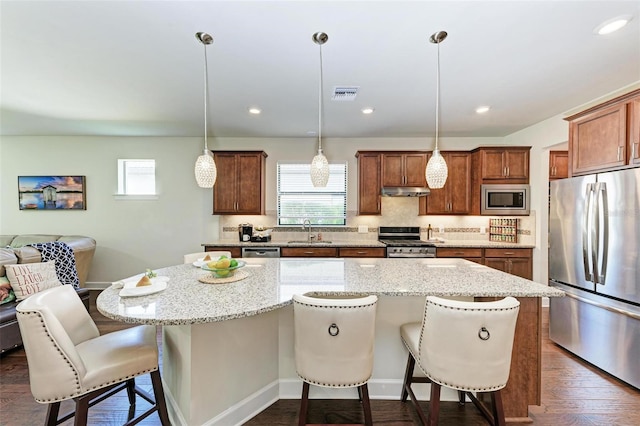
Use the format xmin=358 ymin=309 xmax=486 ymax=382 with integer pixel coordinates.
xmin=0 ymin=136 xmax=217 ymax=284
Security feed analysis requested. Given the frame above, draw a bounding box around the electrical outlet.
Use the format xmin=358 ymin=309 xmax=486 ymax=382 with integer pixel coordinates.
xmin=480 ymin=226 xmax=486 ymax=234
xmin=439 ymin=225 xmax=445 ymax=233
xmin=358 ymin=225 xmax=368 ymax=234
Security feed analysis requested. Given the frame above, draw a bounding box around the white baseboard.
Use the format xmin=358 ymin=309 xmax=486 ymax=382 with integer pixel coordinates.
xmin=84 ymin=281 xmax=111 ymax=290
xmin=166 ymin=378 xmax=461 ymax=425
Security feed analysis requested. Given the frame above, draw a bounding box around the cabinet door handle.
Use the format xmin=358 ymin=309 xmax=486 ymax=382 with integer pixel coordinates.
xmin=506 ymin=166 xmax=510 ymax=177
xmin=503 ymin=167 xmax=507 ymax=177
xmin=633 ymin=143 xmax=638 ymax=160
xmin=618 ymin=146 xmax=623 ymax=161
xmin=503 ymin=251 xmax=515 ymax=255
xmin=454 ymin=251 xmax=465 ymax=255
xmin=303 ymin=251 xmax=314 ymax=255
xmin=356 ymin=251 xmax=367 ymax=255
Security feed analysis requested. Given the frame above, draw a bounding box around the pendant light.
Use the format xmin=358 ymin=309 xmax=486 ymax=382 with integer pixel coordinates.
xmin=425 ymin=31 xmax=448 ymax=189
xmin=194 ymin=32 xmax=217 ymax=188
xmin=310 ymin=32 xmax=330 ymax=187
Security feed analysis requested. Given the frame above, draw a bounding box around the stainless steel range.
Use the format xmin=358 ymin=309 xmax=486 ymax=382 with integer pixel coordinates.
xmin=378 ymin=226 xmax=436 ymax=258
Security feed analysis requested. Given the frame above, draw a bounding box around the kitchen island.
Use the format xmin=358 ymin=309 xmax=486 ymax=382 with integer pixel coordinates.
xmin=97 ymin=257 xmax=563 ymax=426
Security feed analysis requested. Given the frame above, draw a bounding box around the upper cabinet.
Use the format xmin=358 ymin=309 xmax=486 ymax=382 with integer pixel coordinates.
xmin=355 ymin=152 xmax=382 ymax=215
xmin=420 ymin=152 xmax=471 ymax=215
xmin=381 ymin=152 xmax=427 ymax=187
xmin=566 ymin=89 xmax=640 ymax=176
xmin=212 ymin=151 xmax=267 ymax=215
xmin=474 ymin=147 xmax=530 ymax=183
xmin=549 ymin=151 xmax=569 ymax=180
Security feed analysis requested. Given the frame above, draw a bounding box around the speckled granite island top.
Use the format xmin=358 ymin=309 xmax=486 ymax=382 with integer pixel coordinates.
xmin=97 ymin=258 xmax=563 ymax=326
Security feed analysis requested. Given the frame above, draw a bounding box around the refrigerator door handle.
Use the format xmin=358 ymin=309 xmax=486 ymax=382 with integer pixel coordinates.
xmin=597 ymin=182 xmax=609 ymax=285
xmin=562 ymin=291 xmax=640 ymax=321
xmin=591 ymin=182 xmax=601 ymax=284
xmin=582 ymin=183 xmax=594 ymax=282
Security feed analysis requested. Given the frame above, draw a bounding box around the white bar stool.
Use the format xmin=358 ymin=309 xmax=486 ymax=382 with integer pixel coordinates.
xmin=16 ymin=285 xmax=170 ymax=425
xmin=293 ymin=293 xmax=378 ymax=426
xmin=400 ymin=296 xmax=520 ymax=426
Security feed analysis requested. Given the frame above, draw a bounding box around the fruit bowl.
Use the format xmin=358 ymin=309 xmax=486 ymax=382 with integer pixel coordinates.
xmin=201 ymin=260 xmax=246 ymax=278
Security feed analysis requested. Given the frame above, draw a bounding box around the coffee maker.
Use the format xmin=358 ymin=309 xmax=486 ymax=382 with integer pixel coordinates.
xmin=238 ymin=223 xmax=253 ymax=242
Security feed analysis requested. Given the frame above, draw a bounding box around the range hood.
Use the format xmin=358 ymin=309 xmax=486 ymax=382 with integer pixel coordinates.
xmin=381 ymin=187 xmax=430 ymax=197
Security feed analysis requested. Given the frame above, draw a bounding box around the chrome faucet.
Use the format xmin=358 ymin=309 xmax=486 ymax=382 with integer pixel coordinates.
xmin=302 ymin=219 xmax=312 ymax=242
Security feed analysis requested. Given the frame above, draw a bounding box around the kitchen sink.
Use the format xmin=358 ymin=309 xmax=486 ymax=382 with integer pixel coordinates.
xmin=287 ymin=240 xmax=333 ymax=244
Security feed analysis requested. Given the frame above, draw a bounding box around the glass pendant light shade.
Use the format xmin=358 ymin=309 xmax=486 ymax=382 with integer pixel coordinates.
xmin=425 ymin=31 xmax=448 ymax=189
xmin=426 ymin=148 xmax=448 ymax=189
xmin=311 ymin=148 xmax=330 ymax=187
xmin=310 ymin=32 xmax=330 ymax=187
xmin=194 ymin=32 xmax=217 ymax=188
xmin=195 ymin=150 xmax=217 ymax=188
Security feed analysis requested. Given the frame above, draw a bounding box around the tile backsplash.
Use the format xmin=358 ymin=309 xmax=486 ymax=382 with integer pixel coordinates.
xmin=219 ymin=197 xmax=535 ymax=245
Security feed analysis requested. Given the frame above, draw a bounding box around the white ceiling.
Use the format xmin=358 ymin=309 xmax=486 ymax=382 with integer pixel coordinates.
xmin=1 ymin=1 xmax=639 ymax=139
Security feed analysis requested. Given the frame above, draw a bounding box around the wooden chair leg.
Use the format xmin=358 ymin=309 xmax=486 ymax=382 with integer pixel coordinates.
xmin=401 ymin=352 xmax=416 ymax=402
xmin=150 ymin=370 xmax=171 ymax=426
xmin=45 ymin=402 xmax=60 ymax=426
xmin=360 ymin=384 xmax=373 ymax=426
xmin=427 ymin=382 xmax=441 ymax=426
xmin=491 ymin=390 xmax=506 ymax=426
xmin=74 ymin=395 xmax=90 ymax=426
xmin=298 ymin=381 xmax=310 ymax=426
xmin=126 ymin=378 xmax=136 ymax=405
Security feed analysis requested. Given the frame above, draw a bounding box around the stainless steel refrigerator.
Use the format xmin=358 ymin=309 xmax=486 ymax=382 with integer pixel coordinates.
xmin=549 ymin=168 xmax=640 ymax=389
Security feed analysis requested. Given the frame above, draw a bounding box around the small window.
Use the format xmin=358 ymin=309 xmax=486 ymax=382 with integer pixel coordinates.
xmin=117 ymin=159 xmax=156 ymax=195
xmin=277 ymin=163 xmax=347 ymax=226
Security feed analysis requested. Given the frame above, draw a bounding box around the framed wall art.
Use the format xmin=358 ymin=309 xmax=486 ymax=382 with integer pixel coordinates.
xmin=18 ymin=176 xmax=86 ymax=210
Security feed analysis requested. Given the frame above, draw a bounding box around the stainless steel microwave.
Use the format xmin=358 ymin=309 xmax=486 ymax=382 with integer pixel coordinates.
xmin=481 ymin=184 xmax=530 ymax=215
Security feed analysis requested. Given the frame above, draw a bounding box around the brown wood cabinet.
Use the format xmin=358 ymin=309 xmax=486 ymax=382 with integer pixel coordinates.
xmin=355 ymin=152 xmax=382 ymax=215
xmin=437 ymin=247 xmax=532 ymax=278
xmin=435 ymin=247 xmax=482 ymax=264
xmin=212 ymin=151 xmax=267 ymax=215
xmin=338 ymin=247 xmax=386 ymax=258
xmin=484 ymin=248 xmax=532 ymax=280
xmin=420 ymin=152 xmax=471 ymax=215
xmin=549 ymin=150 xmax=569 ymax=180
xmin=204 ymin=246 xmax=242 ymax=258
xmin=381 ymin=152 xmax=427 ymax=187
xmin=566 ymin=89 xmax=640 ymax=176
xmin=281 ymin=247 xmax=338 ymax=257
xmin=474 ymin=147 xmax=530 ymax=183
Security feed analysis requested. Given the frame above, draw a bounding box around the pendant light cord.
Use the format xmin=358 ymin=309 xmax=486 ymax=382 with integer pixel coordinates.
xmin=318 ymin=43 xmax=324 ymax=152
xmin=434 ymin=40 xmax=440 ymax=151
xmin=203 ymin=43 xmax=209 ymax=152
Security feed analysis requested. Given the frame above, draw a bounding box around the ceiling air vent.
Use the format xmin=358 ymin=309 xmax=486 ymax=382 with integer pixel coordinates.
xmin=331 ymin=86 xmax=359 ymax=101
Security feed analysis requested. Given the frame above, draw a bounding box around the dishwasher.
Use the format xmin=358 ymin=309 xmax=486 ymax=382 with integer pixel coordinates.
xmin=241 ymin=247 xmax=281 ymax=258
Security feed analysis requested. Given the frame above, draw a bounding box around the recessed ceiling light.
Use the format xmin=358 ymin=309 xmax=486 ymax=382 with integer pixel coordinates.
xmin=361 ymin=107 xmax=375 ymax=114
xmin=594 ymin=15 xmax=632 ymax=35
xmin=248 ymin=107 xmax=261 ymax=114
xmin=475 ymin=106 xmax=490 ymax=114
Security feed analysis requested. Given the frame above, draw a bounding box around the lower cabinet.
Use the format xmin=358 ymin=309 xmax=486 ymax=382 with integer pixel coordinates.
xmin=281 ymin=247 xmax=338 ymax=257
xmin=204 ymin=246 xmax=242 ymax=258
xmin=437 ymin=247 xmax=533 ymax=279
xmin=338 ymin=247 xmax=386 ymax=258
xmin=484 ymin=248 xmax=532 ymax=280
xmin=435 ymin=247 xmax=483 ymax=264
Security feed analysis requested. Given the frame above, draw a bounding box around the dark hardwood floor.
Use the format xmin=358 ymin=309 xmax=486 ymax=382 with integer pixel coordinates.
xmin=1 ymin=292 xmax=639 ymax=425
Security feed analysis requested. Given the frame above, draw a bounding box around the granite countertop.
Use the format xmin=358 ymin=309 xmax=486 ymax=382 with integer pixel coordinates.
xmin=96 ymin=258 xmax=564 ymax=326
xmin=202 ymin=239 xmax=534 ymax=249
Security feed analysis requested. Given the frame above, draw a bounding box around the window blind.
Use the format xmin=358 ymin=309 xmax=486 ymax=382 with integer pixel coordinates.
xmin=277 ymin=163 xmax=347 ymax=226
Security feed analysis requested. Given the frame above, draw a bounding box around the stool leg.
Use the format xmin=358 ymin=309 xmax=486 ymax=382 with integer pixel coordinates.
xmin=150 ymin=370 xmax=171 ymax=426
xmin=74 ymin=396 xmax=89 ymax=426
xmin=427 ymin=382 xmax=441 ymax=426
xmin=458 ymin=390 xmax=466 ymax=404
xmin=45 ymin=402 xmax=60 ymax=426
xmin=491 ymin=390 xmax=506 ymax=426
xmin=360 ymin=384 xmax=373 ymax=426
xmin=126 ymin=378 xmax=136 ymax=405
xmin=401 ymin=353 xmax=416 ymax=402
xmin=298 ymin=381 xmax=310 ymax=426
